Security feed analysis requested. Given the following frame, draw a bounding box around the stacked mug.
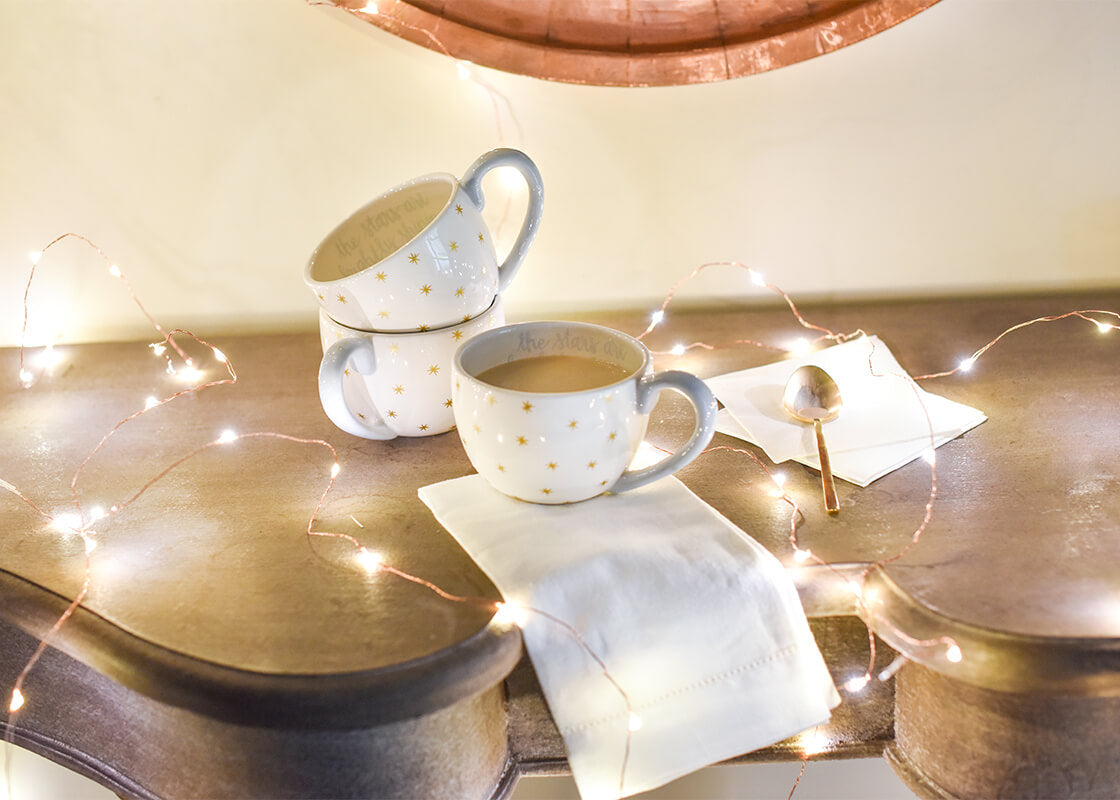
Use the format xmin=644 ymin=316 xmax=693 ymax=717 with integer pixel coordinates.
xmin=306 ymin=149 xmax=544 ymax=440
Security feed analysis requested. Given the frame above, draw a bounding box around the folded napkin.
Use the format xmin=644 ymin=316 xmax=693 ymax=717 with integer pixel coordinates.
xmin=706 ymin=335 xmax=986 ymax=487
xmin=419 ymin=475 xmax=838 ymax=800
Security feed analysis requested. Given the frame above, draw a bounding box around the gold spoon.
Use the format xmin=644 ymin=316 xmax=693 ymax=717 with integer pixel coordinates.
xmin=782 ymin=365 xmax=843 ymax=514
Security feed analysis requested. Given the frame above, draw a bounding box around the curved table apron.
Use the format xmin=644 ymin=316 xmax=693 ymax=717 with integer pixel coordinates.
xmin=2 ymin=290 xmax=1119 ymax=799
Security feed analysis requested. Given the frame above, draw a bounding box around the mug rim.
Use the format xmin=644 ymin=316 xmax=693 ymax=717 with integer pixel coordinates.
xmin=319 ymin=294 xmax=502 ymax=338
xmin=304 ymin=171 xmax=459 ymax=287
xmin=453 ymin=320 xmax=650 ymax=397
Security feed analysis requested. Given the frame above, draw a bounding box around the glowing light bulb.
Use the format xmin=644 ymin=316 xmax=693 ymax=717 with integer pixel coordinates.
xmin=212 ymin=347 xmax=228 ymax=364
xmin=34 ymin=345 xmax=65 ymax=372
xmin=18 ymin=369 xmax=35 ymax=387
xmin=456 ymin=60 xmax=473 ymax=80
xmin=788 ymin=337 xmax=812 ymax=357
xmin=670 ymin=343 xmax=686 ymax=356
xmin=492 ymin=600 xmax=529 ymax=628
xmin=843 ymin=674 xmax=871 ymax=693
xmin=51 ymin=512 xmax=83 ymax=535
xmin=797 ymin=728 xmax=829 ymax=757
xmin=1095 ymin=320 xmax=1113 ymax=334
xmin=749 ymin=269 xmax=767 ymax=287
xmin=355 ymin=548 xmax=383 ymax=573
xmin=958 ymin=356 xmax=976 ymax=373
xmin=150 ymin=343 xmax=167 ymax=357
xmin=88 ymin=505 xmax=106 ymax=522
xmin=921 ymin=448 xmax=937 ymax=466
xmin=217 ymin=429 xmax=238 ymax=444
xmin=360 ymin=1 xmax=378 ymax=13
xmin=144 ymin=395 xmax=160 ymax=410
xmin=84 ymin=536 xmax=98 ymax=555
xmin=650 ymin=310 xmax=664 ymax=326
xmin=28 ymin=251 xmax=42 ymax=265
xmin=9 ymin=688 xmax=25 ymax=712
xmin=173 ymin=365 xmax=204 ymax=384
xmin=330 ymin=462 xmax=342 ymax=478
xmin=945 ymin=644 xmax=963 ymax=663
xmin=108 ymin=264 xmax=122 ymax=278
xmin=847 ymin=580 xmax=863 ymax=598
xmin=627 ymin=712 xmax=643 ymax=733
xmin=793 ymin=548 xmax=812 ymax=564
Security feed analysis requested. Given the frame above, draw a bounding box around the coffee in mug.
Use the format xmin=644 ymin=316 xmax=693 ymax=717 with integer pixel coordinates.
xmin=452 ymin=321 xmax=717 ymax=504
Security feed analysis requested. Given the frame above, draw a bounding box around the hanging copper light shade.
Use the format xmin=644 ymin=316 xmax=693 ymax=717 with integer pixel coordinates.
xmin=327 ymin=0 xmax=942 ymax=87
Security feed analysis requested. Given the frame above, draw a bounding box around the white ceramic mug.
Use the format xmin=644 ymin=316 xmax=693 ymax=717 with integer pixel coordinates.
xmin=305 ymin=148 xmax=542 ymax=333
xmin=318 ymin=297 xmax=505 ymax=439
xmin=452 ymin=321 xmax=717 ymax=504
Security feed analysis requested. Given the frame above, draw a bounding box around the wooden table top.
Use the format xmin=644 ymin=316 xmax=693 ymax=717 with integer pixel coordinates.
xmin=2 ymin=289 xmax=1118 ymax=730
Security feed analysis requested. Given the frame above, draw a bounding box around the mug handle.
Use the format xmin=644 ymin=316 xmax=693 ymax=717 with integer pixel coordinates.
xmin=318 ymin=338 xmax=398 ymax=440
xmin=610 ymin=371 xmax=718 ymax=494
xmin=460 ymin=148 xmax=544 ymax=293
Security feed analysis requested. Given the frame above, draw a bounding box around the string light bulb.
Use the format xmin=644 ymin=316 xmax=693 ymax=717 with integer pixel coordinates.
xmin=842 ymin=674 xmax=870 ymax=693
xmin=492 ymin=600 xmax=529 ymax=628
xmin=217 ymin=428 xmax=238 ymax=445
xmin=627 ymin=712 xmax=643 ymax=733
xmin=108 ymin=264 xmax=122 ymax=278
xmin=670 ymin=343 xmax=686 ymax=356
xmin=355 ymin=547 xmax=383 ymax=573
xmin=650 ymin=310 xmax=665 ymax=326
xmin=360 ymin=1 xmax=378 ymax=13
xmin=958 ymin=356 xmax=976 ymax=372
xmin=945 ymin=643 xmax=963 ymax=663
xmin=748 ymin=269 xmax=767 ymax=287
xmin=9 ymin=688 xmax=25 ymax=713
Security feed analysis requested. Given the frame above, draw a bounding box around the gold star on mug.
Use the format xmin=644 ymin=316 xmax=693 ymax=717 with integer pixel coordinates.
xmin=455 ymin=287 xmax=465 ymax=297
xmin=608 ymin=431 xmax=617 ymax=441
xmin=420 ymin=284 xmax=432 ymax=295
xmin=419 ymin=423 xmax=429 ymax=431
xmin=522 ymin=401 xmax=533 ymax=412
xmin=376 ymin=271 xmax=388 ymax=281
xmin=418 ymin=324 xmax=430 ymax=331
xmin=444 ymin=398 xmax=453 ymax=408
xmin=497 ymin=464 xmax=505 ymax=471
xmin=408 ymin=252 xmax=420 ymax=264
xmin=478 ymin=232 xmax=484 ymax=242
xmin=428 ymin=364 xmax=440 ymax=375
xmin=394 ymin=385 xmax=404 ymax=394
xmin=587 ymin=461 xmax=597 ymax=469
xmin=452 ymin=330 xmax=464 ymax=341
xmin=516 ymin=436 xmax=528 ymax=446
xmin=455 ymin=204 xmax=464 ymax=215
xmin=389 ymin=343 xmax=400 ymax=353
xmin=336 ymin=293 xmax=347 ymax=304
xmin=387 ymin=410 xmax=398 ymax=418
xmin=568 ymin=419 xmax=579 ymax=429
xmin=541 ymin=488 xmax=552 ymax=495
xmin=449 ymin=241 xmax=459 ymax=252
xmin=547 ymin=462 xmax=558 ymax=470
xmin=378 ymin=311 xmax=390 ymax=319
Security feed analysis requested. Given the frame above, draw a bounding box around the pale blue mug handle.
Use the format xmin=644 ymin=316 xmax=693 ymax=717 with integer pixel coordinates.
xmin=610 ymin=371 xmax=718 ymax=494
xmin=318 ymin=338 xmax=397 ymax=440
xmin=459 ymin=148 xmax=544 ymax=293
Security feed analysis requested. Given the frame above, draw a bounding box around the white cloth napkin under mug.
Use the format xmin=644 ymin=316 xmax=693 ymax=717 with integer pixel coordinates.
xmin=419 ymin=475 xmax=839 ymax=800
xmin=706 ymin=335 xmax=987 ymax=487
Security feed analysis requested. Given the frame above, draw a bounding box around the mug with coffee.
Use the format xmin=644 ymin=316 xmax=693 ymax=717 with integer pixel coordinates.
xmin=304 ymin=148 xmax=543 ymax=333
xmin=318 ymin=297 xmax=504 ymax=440
xmin=452 ymin=321 xmax=717 ymax=504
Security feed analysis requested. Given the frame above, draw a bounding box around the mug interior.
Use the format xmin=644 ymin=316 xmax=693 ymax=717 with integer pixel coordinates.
xmin=308 ymin=176 xmax=455 ymax=283
xmin=457 ymin=322 xmax=647 ymax=392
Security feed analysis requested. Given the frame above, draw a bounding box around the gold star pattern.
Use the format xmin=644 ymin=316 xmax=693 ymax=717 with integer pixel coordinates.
xmin=389 ymin=343 xmax=400 ymax=353
xmin=394 ymin=385 xmax=404 ymax=394
xmin=444 ymin=398 xmax=453 ymax=408
xmin=449 ymin=241 xmax=459 ymax=252
xmin=317 ymin=293 xmax=325 ymax=301
xmin=408 ymin=252 xmax=420 ymax=264
xmin=336 ymin=293 xmax=348 ymax=304
xmin=487 ymin=394 xmax=497 ymax=405
xmin=455 ymin=204 xmax=464 ymax=215
xmin=568 ymin=419 xmax=579 ymax=429
xmin=358 ymin=412 xmax=366 ymax=420
xmin=478 ymin=232 xmax=484 ymax=243
xmin=452 ymin=330 xmax=464 ymax=341
xmin=587 ymin=461 xmax=597 ymax=469
xmin=497 ymin=464 xmax=505 ymax=472
xmin=420 ymin=284 xmax=432 ymax=295
xmin=522 ymin=401 xmax=533 ymax=412
xmin=547 ymin=462 xmax=558 ymax=470
xmin=375 ymin=271 xmax=388 ymax=281
xmin=516 ymin=436 xmax=528 ymax=446
xmin=418 ymin=324 xmax=430 ymax=331
xmin=344 ymin=368 xmax=351 ymax=376
xmin=462 ymin=314 xmax=473 ymax=323
xmin=387 ymin=410 xmax=398 ymax=418
xmin=419 ymin=424 xmax=429 ymax=431
xmin=473 ymin=424 xmax=482 ymax=433
xmin=378 ymin=310 xmax=390 ymax=319
xmin=541 ymin=488 xmax=552 ymax=496
xmin=427 ymin=364 xmax=440 ymax=375
xmin=455 ymin=286 xmax=465 ymax=297
xmin=608 ymin=431 xmax=617 ymax=441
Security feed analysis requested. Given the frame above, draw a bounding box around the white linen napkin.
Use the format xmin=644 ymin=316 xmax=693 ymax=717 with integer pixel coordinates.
xmin=418 ymin=475 xmax=839 ymax=800
xmin=706 ymin=335 xmax=986 ymax=487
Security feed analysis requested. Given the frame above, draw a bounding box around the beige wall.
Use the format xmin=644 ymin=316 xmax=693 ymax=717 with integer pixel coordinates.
xmin=2 ymin=0 xmax=1118 ymax=348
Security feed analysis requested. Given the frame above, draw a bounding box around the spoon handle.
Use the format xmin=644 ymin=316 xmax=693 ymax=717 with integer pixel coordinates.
xmin=814 ymin=419 xmax=840 ymax=514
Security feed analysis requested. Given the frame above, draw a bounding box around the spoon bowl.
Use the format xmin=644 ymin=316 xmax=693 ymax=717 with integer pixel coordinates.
xmin=782 ymin=365 xmax=843 ymax=513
